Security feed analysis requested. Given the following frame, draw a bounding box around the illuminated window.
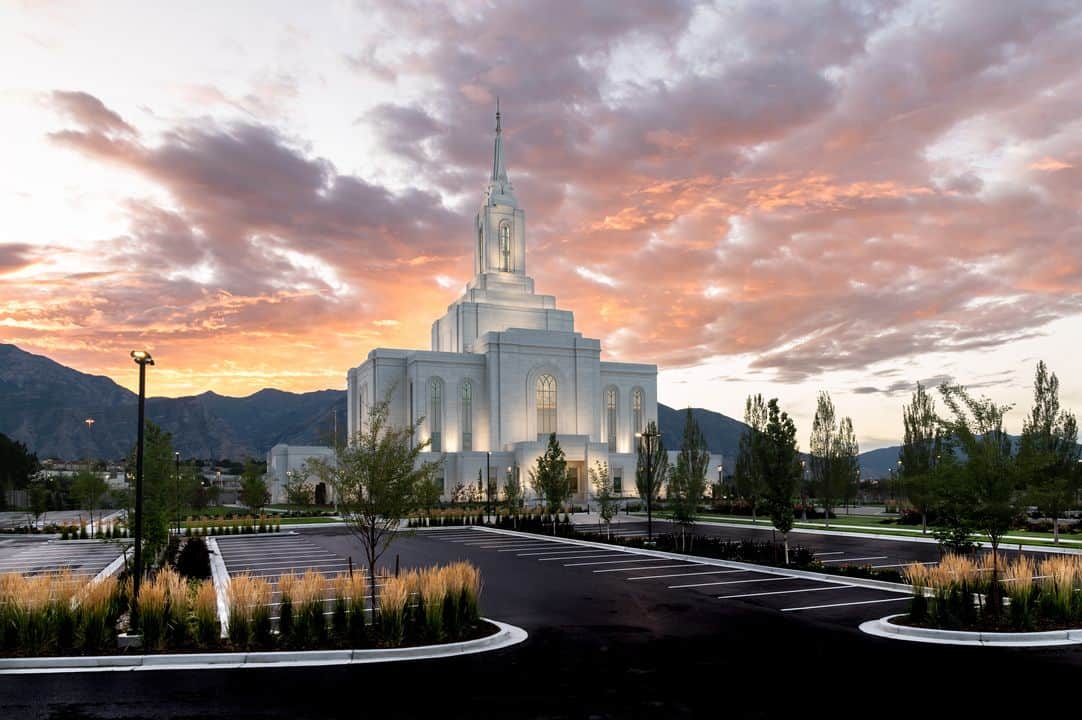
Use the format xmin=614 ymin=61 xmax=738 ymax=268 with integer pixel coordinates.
xmin=605 ymin=387 xmax=618 ymax=452
xmin=537 ymin=374 xmax=556 ymax=435
xmin=632 ymin=388 xmax=643 ymax=435
xmin=500 ymin=222 xmax=512 ymax=271
xmin=430 ymin=378 xmax=443 ymax=452
xmin=613 ymin=468 xmax=623 ymax=494
xmin=461 ymin=380 xmax=473 ymax=452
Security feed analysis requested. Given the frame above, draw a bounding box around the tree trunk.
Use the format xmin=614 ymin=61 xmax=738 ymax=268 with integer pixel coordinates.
xmin=824 ymin=500 xmax=830 ymax=529
xmin=783 ymin=536 xmax=790 ymax=566
xmin=989 ymin=539 xmax=1000 ymax=617
xmin=921 ymin=511 xmax=927 ymax=535
xmin=1054 ymin=514 xmax=1059 ymax=544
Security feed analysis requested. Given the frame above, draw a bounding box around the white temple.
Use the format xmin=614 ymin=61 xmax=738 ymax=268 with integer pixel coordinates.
xmin=346 ymin=106 xmax=657 ymax=502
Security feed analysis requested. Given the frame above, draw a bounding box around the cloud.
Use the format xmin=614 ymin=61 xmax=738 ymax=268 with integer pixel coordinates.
xmin=50 ymin=90 xmax=136 ymax=136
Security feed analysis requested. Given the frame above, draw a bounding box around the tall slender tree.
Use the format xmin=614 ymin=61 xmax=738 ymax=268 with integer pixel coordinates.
xmin=938 ymin=384 xmax=1017 ymax=614
xmin=668 ymin=409 xmax=711 ymax=550
xmin=529 ymin=433 xmax=569 ymax=533
xmin=761 ymin=399 xmax=800 ymax=564
xmin=1019 ymin=361 xmax=1080 ymax=544
xmin=734 ymin=395 xmax=767 ymax=523
xmin=900 ymin=382 xmax=944 ymax=534
xmin=634 ymin=421 xmax=668 ymax=541
xmin=838 ymin=417 xmax=860 ymax=514
xmin=809 ymin=391 xmax=856 ymax=528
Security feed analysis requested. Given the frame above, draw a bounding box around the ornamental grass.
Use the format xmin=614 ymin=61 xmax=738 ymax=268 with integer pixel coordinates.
xmin=378 ymin=574 xmax=409 ymax=647
xmin=345 ymin=571 xmax=368 ymax=646
xmin=193 ymin=579 xmax=219 ymax=647
xmin=330 ymin=573 xmax=351 ymax=642
xmin=906 ymin=553 xmax=1082 ymax=631
xmin=296 ymin=570 xmax=327 ymax=648
xmin=277 ymin=572 xmax=297 ymax=643
xmin=78 ymin=576 xmax=119 ymax=652
xmin=138 ymin=580 xmax=168 ymax=651
xmin=227 ymin=573 xmax=258 ymax=648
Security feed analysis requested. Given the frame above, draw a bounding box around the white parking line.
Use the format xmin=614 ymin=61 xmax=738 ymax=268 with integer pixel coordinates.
xmin=219 ymin=551 xmax=338 ymax=561
xmin=562 ymin=558 xmax=668 ymax=567
xmin=479 ymin=543 xmax=554 ymax=550
xmin=818 ymin=556 xmax=888 ymax=564
xmin=538 ymin=554 xmax=633 ymax=562
xmin=813 ymin=552 xmax=844 ymax=556
xmin=517 ymin=548 xmax=603 ymax=556
xmin=460 ymin=539 xmax=529 ymax=545
xmin=496 ymin=544 xmax=564 ymax=552
xmin=717 ymin=586 xmax=846 ymax=600
xmin=870 ymin=561 xmax=937 ymax=569
xmin=668 ymin=576 xmax=793 ymax=590
xmin=782 ymin=596 xmax=910 ymax=612
xmin=628 ymin=570 xmax=743 ymax=580
xmin=225 ymin=559 xmax=346 ymax=569
xmin=593 ymin=564 xmax=701 ymax=574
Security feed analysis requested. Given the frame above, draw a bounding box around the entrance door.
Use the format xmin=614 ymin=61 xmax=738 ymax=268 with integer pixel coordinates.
xmin=315 ymin=482 xmax=327 ymax=506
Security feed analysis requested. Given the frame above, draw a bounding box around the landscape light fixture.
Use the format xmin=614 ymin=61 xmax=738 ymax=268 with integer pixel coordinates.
xmin=130 ymin=349 xmax=154 ymax=616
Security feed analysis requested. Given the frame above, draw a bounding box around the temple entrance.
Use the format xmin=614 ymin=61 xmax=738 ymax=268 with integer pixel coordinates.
xmin=315 ymin=482 xmax=327 ymax=506
xmin=565 ymin=461 xmax=585 ymax=505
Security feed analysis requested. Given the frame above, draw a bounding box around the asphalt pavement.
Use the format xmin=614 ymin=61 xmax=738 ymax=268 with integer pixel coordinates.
xmin=4 ymin=526 xmax=1082 ymax=719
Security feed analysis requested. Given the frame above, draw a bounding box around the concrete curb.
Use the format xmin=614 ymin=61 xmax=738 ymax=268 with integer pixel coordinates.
xmin=0 ymin=619 xmax=527 ymax=674
xmin=92 ymin=547 xmax=128 ymax=585
xmin=859 ymin=614 xmax=1082 ymax=647
xmin=451 ymin=526 xmax=915 ymax=596
xmin=206 ymin=537 xmax=232 ymax=639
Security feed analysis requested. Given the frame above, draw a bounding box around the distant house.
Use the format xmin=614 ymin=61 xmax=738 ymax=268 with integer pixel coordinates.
xmin=265 ymin=444 xmax=336 ymax=505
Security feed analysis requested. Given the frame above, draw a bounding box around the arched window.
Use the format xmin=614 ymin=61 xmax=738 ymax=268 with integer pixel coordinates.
xmin=499 ymin=222 xmax=512 ymax=272
xmin=605 ymin=387 xmax=618 ymax=452
xmin=429 ymin=378 xmax=443 ymax=452
xmin=632 ymin=388 xmax=643 ymax=436
xmin=359 ymin=385 xmax=368 ymax=432
xmin=477 ymin=226 xmax=484 ymax=273
xmin=461 ymin=380 xmax=473 ymax=452
xmin=536 ymin=374 xmax=557 ymax=436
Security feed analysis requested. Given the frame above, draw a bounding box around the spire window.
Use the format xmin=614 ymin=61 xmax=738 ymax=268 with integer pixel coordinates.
xmin=499 ymin=222 xmax=511 ymax=272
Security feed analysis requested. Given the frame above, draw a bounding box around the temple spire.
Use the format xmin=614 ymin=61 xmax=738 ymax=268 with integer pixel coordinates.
xmin=490 ymin=98 xmax=508 ymax=186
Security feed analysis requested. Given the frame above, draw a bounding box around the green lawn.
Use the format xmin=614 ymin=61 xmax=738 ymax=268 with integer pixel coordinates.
xmin=279 ymin=516 xmax=341 ymax=525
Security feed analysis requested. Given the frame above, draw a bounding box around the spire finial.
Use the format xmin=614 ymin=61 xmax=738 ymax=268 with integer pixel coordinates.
xmin=496 ymin=96 xmax=501 ymax=133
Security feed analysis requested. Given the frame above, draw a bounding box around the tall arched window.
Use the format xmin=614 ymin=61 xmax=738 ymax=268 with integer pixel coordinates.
xmin=632 ymin=388 xmax=643 ymax=436
xmin=537 ymin=374 xmax=557 ymax=435
xmin=499 ymin=222 xmax=511 ymax=272
xmin=477 ymin=226 xmax=484 ymax=273
xmin=605 ymin=387 xmax=618 ymax=452
xmin=359 ymin=385 xmax=368 ymax=432
xmin=429 ymin=378 xmax=443 ymax=452
xmin=461 ymin=380 xmax=473 ymax=452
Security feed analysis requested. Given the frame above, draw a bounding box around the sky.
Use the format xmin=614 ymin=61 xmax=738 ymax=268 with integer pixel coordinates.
xmin=1 ymin=0 xmax=1080 ymax=450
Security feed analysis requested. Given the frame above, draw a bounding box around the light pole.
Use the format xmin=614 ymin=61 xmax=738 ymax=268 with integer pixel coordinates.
xmin=637 ymin=427 xmax=660 ymax=543
xmin=130 ymin=350 xmax=154 ymax=618
xmin=174 ymin=451 xmax=181 ymax=537
xmin=85 ymin=417 xmax=95 ymax=530
xmin=485 ymin=450 xmax=491 ymax=523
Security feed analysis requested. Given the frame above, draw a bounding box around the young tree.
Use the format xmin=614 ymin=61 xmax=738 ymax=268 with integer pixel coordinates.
xmin=26 ymin=477 xmax=50 ymax=530
xmin=503 ymin=469 xmax=524 ymax=513
xmin=590 ymin=462 xmax=618 ymax=539
xmin=0 ymin=434 xmax=40 ymax=512
xmin=809 ymin=392 xmax=839 ymax=528
xmin=838 ymin=417 xmax=860 ymax=515
xmin=634 ymin=421 xmax=668 ymax=542
xmin=416 ymin=475 xmax=443 ymax=520
xmin=761 ymin=399 xmax=800 ymax=564
xmin=900 ymin=382 xmax=944 ymax=534
xmin=668 ymin=409 xmax=710 ymax=550
xmin=239 ymin=459 xmax=269 ymax=513
xmin=317 ymin=397 xmax=439 ymax=611
xmin=1019 ymin=361 xmax=1080 ymax=544
xmin=72 ymin=467 xmax=108 ymax=531
xmin=734 ymin=395 xmax=767 ymax=522
xmin=284 ymin=466 xmax=315 ymax=506
xmin=126 ymin=422 xmax=178 ymax=559
xmin=938 ymin=384 xmax=1018 ymax=614
xmin=528 ymin=433 xmax=569 ymax=533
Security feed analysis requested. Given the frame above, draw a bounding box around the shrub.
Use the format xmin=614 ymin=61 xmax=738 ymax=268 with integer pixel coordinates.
xmin=331 ymin=573 xmax=349 ymax=643
xmin=78 ymin=576 xmax=118 ymax=652
xmin=420 ymin=569 xmax=445 ymax=642
xmin=157 ymin=569 xmax=189 ymax=646
xmin=227 ymin=574 xmax=256 ymax=648
xmin=193 ymin=579 xmax=219 ymax=648
xmin=346 ymin=572 xmax=367 ymax=647
xmin=175 ymin=537 xmax=211 ymax=580
xmin=250 ymin=577 xmax=272 ymax=647
xmin=297 ymin=571 xmax=326 ymax=648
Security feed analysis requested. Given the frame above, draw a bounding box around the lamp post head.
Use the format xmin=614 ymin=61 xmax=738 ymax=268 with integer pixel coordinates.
xmin=85 ymin=418 xmax=95 ymax=429
xmin=130 ymin=350 xmax=154 ymax=366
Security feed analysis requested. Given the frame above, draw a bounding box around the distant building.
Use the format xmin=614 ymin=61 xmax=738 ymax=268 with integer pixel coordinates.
xmin=265 ymin=444 xmax=336 ymax=505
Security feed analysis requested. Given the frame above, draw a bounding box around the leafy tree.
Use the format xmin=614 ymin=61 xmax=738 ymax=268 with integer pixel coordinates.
xmin=838 ymin=417 xmax=860 ymax=514
xmin=315 ymin=397 xmax=439 ymax=611
xmin=239 ymin=459 xmax=269 ymax=512
xmin=529 ymin=433 xmax=569 ymax=532
xmin=734 ymin=395 xmax=768 ymax=522
xmin=26 ymin=478 xmax=50 ymax=529
xmin=126 ymin=422 xmax=178 ymax=560
xmin=72 ymin=468 xmax=108 ymax=531
xmin=634 ymin=421 xmax=668 ymax=542
xmin=284 ymin=466 xmax=315 ymax=506
xmin=1019 ymin=361 xmax=1080 ymax=544
xmin=900 ymin=382 xmax=945 ymax=534
xmin=450 ymin=481 xmax=468 ymax=504
xmin=668 ymin=409 xmax=710 ymax=550
xmin=503 ymin=468 xmax=524 ymax=513
xmin=590 ymin=462 xmax=618 ymax=539
xmin=809 ymin=392 xmax=844 ymax=528
xmin=0 ymin=434 xmax=39 ymax=511
xmin=761 ymin=399 xmax=800 ymax=564
xmin=938 ymin=383 xmax=1018 ymax=615
xmin=416 ymin=474 xmax=443 ymax=520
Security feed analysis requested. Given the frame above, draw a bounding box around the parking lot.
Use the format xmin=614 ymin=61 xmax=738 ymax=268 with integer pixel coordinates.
xmin=417 ymin=527 xmax=914 ymax=624
xmin=0 ymin=538 xmax=126 ymax=577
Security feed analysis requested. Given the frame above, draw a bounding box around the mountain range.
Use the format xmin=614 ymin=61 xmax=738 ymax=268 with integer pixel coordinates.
xmin=0 ymin=343 xmax=903 ymax=474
